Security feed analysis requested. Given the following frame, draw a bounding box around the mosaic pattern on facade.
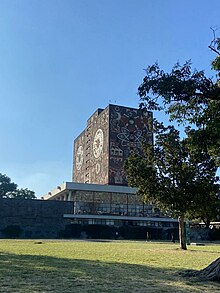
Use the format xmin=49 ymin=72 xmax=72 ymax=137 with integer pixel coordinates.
xmin=73 ymin=107 xmax=109 ymax=184
xmin=108 ymin=104 xmax=153 ymax=185
xmin=73 ymin=130 xmax=86 ymax=183
xmin=73 ymin=104 xmax=153 ymax=186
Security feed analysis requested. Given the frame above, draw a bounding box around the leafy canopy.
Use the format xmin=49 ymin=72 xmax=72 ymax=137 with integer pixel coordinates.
xmin=138 ymin=61 xmax=220 ymax=164
xmin=0 ymin=173 xmax=36 ymax=199
xmin=0 ymin=173 xmax=17 ymax=198
xmin=125 ymin=123 xmax=218 ymax=220
xmin=125 ymin=37 xmax=220 ymax=249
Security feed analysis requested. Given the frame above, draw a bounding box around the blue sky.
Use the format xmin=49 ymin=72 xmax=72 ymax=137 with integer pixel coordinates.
xmin=0 ymin=0 xmax=219 ymax=197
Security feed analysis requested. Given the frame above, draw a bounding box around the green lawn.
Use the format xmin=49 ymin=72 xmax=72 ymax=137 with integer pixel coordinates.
xmin=0 ymin=240 xmax=219 ymax=293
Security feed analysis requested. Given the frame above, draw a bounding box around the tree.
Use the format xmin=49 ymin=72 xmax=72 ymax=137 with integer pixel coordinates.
xmin=209 ymin=27 xmax=220 ymax=73
xmin=125 ymin=35 xmax=220 ymax=250
xmin=125 ymin=123 xmax=218 ymax=250
xmin=138 ymin=61 xmax=220 ymax=164
xmin=11 ymin=188 xmax=36 ymax=199
xmin=0 ymin=173 xmax=36 ymax=199
xmin=0 ymin=173 xmax=17 ymax=198
xmin=138 ymin=30 xmax=220 ymax=162
xmin=192 ymin=191 xmax=220 ymax=229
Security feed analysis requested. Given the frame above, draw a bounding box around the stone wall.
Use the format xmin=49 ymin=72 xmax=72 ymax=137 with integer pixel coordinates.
xmin=0 ymin=198 xmax=73 ymax=239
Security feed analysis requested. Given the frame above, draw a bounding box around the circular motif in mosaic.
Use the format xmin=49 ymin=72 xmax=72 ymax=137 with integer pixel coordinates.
xmin=93 ymin=129 xmax=104 ymax=158
xmin=76 ymin=145 xmax=83 ymax=170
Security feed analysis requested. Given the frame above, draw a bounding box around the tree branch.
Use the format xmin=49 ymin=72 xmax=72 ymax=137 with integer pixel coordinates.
xmin=209 ymin=27 xmax=220 ymax=56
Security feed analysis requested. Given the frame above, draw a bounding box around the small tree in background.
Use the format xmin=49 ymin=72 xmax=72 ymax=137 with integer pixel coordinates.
xmin=0 ymin=173 xmax=17 ymax=198
xmin=11 ymin=188 xmax=36 ymax=199
xmin=0 ymin=173 xmax=36 ymax=199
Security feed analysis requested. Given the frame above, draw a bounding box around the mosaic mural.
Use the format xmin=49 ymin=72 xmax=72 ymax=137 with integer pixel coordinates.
xmin=73 ymin=104 xmax=153 ymax=186
xmin=73 ymin=107 xmax=109 ymax=184
xmin=73 ymin=130 xmax=86 ymax=183
xmin=108 ymin=104 xmax=153 ymax=185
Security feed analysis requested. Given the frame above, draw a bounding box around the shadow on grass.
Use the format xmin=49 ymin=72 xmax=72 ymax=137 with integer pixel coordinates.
xmin=0 ymin=252 xmax=219 ymax=293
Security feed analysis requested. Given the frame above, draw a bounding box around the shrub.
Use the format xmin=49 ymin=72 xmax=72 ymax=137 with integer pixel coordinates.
xmin=1 ymin=225 xmax=23 ymax=238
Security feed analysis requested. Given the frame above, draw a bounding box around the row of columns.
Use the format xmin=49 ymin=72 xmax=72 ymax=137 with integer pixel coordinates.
xmin=56 ymin=190 xmax=73 ymax=201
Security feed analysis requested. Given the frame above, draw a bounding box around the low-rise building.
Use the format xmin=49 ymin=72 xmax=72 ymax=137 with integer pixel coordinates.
xmin=43 ymin=182 xmax=178 ymax=229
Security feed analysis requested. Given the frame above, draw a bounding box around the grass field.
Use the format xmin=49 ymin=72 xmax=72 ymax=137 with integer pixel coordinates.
xmin=0 ymin=240 xmax=219 ymax=293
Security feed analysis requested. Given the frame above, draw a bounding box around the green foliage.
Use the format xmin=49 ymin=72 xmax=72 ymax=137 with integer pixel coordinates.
xmin=0 ymin=173 xmax=17 ymax=198
xmin=125 ymin=123 xmax=219 ymax=220
xmin=212 ymin=54 xmax=220 ymax=72
xmin=210 ymin=37 xmax=220 ymax=72
xmin=193 ymin=199 xmax=220 ymax=228
xmin=1 ymin=225 xmax=23 ymax=238
xmin=11 ymin=188 xmax=36 ymax=199
xmin=126 ymin=42 xmax=220 ymax=249
xmin=0 ymin=173 xmax=36 ymax=199
xmin=125 ymin=123 xmax=219 ymax=250
xmin=138 ymin=60 xmax=220 ymax=164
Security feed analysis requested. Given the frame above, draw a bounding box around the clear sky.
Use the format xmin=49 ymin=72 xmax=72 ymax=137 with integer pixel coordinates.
xmin=0 ymin=0 xmax=219 ymax=197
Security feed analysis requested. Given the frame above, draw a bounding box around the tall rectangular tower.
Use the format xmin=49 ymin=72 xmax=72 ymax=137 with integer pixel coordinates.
xmin=73 ymin=104 xmax=152 ymax=186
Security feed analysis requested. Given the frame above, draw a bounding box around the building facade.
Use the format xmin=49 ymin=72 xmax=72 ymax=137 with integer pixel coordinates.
xmin=43 ymin=182 xmax=177 ymax=230
xmin=73 ymin=104 xmax=153 ymax=186
xmin=42 ymin=104 xmax=178 ymax=237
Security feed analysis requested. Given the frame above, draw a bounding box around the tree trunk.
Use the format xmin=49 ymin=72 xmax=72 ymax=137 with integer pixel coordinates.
xmin=199 ymin=257 xmax=220 ymax=281
xmin=181 ymin=258 xmax=220 ymax=282
xmin=204 ymin=219 xmax=211 ymax=229
xmin=178 ymin=214 xmax=187 ymax=250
